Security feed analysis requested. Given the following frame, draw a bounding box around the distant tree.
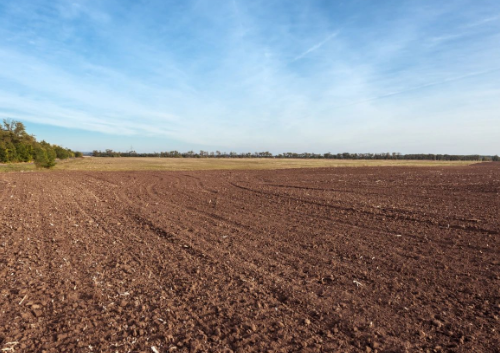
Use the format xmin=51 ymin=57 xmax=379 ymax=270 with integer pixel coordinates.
xmin=54 ymin=145 xmax=70 ymax=159
xmin=0 ymin=142 xmax=7 ymax=163
xmin=493 ymin=155 xmax=500 ymax=162
xmin=5 ymin=142 xmax=18 ymax=162
xmin=0 ymin=120 xmax=76 ymax=166
xmin=15 ymin=142 xmax=32 ymax=162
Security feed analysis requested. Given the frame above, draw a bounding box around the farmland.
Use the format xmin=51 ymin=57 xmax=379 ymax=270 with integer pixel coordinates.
xmin=0 ymin=157 xmax=477 ymax=173
xmin=1 ymin=162 xmax=499 ymax=352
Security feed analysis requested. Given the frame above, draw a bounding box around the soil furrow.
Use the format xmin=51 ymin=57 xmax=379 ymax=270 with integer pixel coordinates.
xmin=1 ymin=163 xmax=499 ymax=352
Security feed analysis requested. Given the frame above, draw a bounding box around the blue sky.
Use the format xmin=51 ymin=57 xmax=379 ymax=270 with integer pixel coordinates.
xmin=0 ymin=0 xmax=499 ymax=154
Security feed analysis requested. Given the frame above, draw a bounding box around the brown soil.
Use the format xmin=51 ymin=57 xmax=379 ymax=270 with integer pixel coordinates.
xmin=1 ymin=163 xmax=499 ymax=352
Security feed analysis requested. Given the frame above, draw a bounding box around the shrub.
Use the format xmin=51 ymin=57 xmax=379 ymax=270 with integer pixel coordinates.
xmin=15 ymin=143 xmax=32 ymax=162
xmin=54 ymin=145 xmax=70 ymax=159
xmin=34 ymin=146 xmax=56 ymax=169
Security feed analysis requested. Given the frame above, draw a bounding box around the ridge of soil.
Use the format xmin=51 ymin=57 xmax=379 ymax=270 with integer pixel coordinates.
xmin=1 ymin=163 xmax=499 ymax=352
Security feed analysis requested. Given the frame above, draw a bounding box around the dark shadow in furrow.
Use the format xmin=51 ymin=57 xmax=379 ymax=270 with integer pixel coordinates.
xmin=119 ymin=206 xmax=340 ymax=350
xmin=186 ymin=194 xmax=479 ymax=305
xmin=267 ymin=195 xmax=497 ymax=254
xmin=116 ymin=198 xmax=378 ymax=345
xmin=229 ymin=181 xmax=499 ymax=235
xmin=216 ymin=179 xmax=498 ymax=289
xmin=222 ymin=179 xmax=496 ymax=259
xmin=63 ymin=178 xmax=236 ymax=347
xmin=267 ymin=182 xmax=493 ymax=221
xmin=142 ymin=175 xmax=486 ymax=286
xmin=68 ymin=177 xmax=302 ymax=344
xmin=79 ymin=172 xmax=496 ymax=286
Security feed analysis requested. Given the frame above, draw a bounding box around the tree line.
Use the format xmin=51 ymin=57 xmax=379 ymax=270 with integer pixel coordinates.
xmin=92 ymin=149 xmax=499 ymax=161
xmin=0 ymin=120 xmax=82 ymax=168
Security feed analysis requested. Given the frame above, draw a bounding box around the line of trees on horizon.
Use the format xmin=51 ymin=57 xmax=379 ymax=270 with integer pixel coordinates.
xmin=0 ymin=120 xmax=82 ymax=168
xmin=92 ymin=149 xmax=500 ymax=162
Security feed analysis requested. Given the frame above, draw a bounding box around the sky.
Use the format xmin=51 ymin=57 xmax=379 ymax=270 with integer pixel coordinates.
xmin=0 ymin=0 xmax=499 ymax=154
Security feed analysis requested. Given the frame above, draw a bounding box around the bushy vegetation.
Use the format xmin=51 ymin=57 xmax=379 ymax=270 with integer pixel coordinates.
xmin=0 ymin=120 xmax=80 ymax=168
xmin=92 ymin=149 xmax=496 ymax=161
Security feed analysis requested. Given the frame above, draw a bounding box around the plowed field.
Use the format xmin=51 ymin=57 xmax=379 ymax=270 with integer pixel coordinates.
xmin=1 ymin=163 xmax=499 ymax=352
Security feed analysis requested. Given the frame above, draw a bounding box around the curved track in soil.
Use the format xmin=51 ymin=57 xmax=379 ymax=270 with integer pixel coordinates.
xmin=1 ymin=163 xmax=499 ymax=352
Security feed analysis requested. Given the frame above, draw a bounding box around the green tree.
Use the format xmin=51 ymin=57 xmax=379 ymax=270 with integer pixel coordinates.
xmin=15 ymin=143 xmax=32 ymax=162
xmin=34 ymin=146 xmax=56 ymax=168
xmin=5 ymin=142 xmax=18 ymax=162
xmin=46 ymin=147 xmax=57 ymax=166
xmin=0 ymin=142 xmax=7 ymax=163
xmin=34 ymin=142 xmax=57 ymax=168
xmin=54 ymin=145 xmax=70 ymax=159
xmin=34 ymin=146 xmax=49 ymax=168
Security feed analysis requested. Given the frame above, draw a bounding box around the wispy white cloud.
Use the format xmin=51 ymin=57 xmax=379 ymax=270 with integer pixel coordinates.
xmin=464 ymin=15 xmax=500 ymax=28
xmin=330 ymin=67 xmax=500 ymax=109
xmin=0 ymin=0 xmax=499 ymax=153
xmin=291 ymin=32 xmax=338 ymax=62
